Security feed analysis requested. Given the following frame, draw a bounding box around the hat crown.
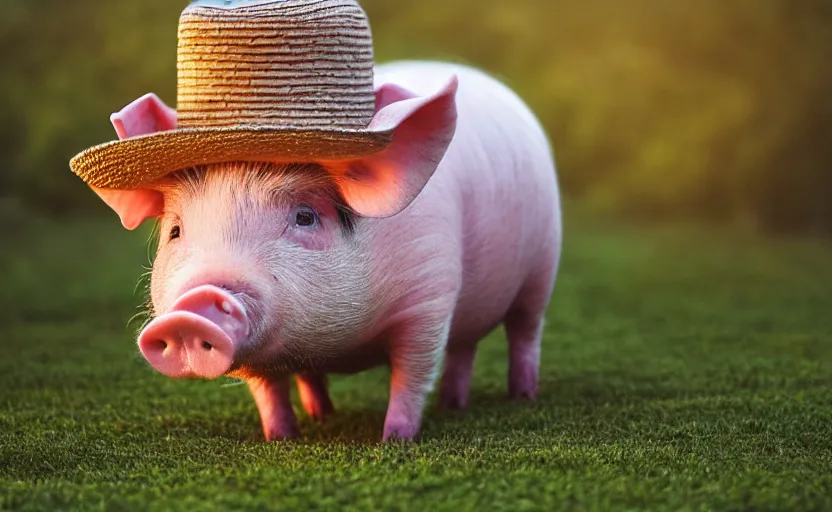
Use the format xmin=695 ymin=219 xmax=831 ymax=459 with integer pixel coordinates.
xmin=176 ymin=0 xmax=376 ymax=131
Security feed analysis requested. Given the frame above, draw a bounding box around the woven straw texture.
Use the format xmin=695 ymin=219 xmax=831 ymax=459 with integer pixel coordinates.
xmin=69 ymin=0 xmax=389 ymax=190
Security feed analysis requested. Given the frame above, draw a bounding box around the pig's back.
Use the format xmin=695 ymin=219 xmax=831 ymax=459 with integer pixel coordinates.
xmin=371 ymin=61 xmax=561 ymax=345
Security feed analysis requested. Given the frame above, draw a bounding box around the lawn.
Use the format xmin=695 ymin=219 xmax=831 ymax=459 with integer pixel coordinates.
xmin=1 ymin=206 xmax=830 ymax=511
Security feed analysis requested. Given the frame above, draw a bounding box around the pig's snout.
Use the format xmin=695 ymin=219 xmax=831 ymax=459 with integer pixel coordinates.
xmin=138 ymin=285 xmax=250 ymax=379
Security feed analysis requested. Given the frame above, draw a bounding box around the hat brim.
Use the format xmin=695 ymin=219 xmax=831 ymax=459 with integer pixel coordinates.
xmin=69 ymin=126 xmax=393 ymax=190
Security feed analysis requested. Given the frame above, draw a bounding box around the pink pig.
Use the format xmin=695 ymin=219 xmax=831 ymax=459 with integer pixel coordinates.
xmin=95 ymin=60 xmax=562 ymax=442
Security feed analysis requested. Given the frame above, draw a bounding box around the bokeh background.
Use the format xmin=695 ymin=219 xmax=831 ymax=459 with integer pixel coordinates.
xmin=3 ymin=3 xmax=832 ymax=508
xmin=1 ymin=0 xmax=831 ymax=235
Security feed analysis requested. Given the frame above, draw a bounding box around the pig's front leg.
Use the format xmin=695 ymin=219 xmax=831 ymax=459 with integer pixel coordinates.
xmin=382 ymin=316 xmax=451 ymax=442
xmin=296 ymin=373 xmax=335 ymax=421
xmin=247 ymin=375 xmax=300 ymax=441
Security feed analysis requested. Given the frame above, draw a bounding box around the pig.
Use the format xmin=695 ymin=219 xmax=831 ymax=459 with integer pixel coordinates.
xmin=95 ymin=60 xmax=562 ymax=442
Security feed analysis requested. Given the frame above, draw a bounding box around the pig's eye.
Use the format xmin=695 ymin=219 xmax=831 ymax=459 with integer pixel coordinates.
xmin=291 ymin=205 xmax=319 ymax=229
xmin=169 ymin=225 xmax=181 ymax=240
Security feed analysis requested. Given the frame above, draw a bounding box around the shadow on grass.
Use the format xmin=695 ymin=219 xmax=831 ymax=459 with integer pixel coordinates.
xmin=138 ymin=371 xmax=708 ymax=445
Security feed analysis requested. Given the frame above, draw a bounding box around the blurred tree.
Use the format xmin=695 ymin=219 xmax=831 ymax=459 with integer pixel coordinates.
xmin=1 ymin=0 xmax=830 ymax=235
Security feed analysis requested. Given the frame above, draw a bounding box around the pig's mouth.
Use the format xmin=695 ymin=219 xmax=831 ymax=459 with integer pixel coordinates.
xmin=137 ymin=284 xmax=258 ymax=379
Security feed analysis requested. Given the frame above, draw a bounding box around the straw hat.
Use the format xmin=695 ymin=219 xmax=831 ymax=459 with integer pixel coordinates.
xmin=69 ymin=0 xmax=395 ymax=190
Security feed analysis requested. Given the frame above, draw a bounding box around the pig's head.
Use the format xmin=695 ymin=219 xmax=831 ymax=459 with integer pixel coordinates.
xmin=140 ymin=162 xmax=373 ymax=379
xmin=92 ymin=79 xmax=458 ymax=380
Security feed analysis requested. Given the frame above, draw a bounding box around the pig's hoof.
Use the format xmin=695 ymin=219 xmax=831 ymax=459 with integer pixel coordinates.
xmin=263 ymin=423 xmax=301 ymax=442
xmin=508 ymin=384 xmax=538 ymax=401
xmin=381 ymin=432 xmax=418 ymax=443
xmin=437 ymin=393 xmax=468 ymax=410
xmin=381 ymin=422 xmax=420 ymax=443
xmin=508 ymin=369 xmax=538 ymax=401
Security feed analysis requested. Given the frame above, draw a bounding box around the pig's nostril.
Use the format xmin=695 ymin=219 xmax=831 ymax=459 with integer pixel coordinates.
xmin=158 ymin=340 xmax=167 ymax=350
xmin=203 ymin=341 xmax=213 ymax=351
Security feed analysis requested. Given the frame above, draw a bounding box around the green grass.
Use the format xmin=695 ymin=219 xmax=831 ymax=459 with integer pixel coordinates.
xmin=1 ymin=207 xmax=831 ymax=511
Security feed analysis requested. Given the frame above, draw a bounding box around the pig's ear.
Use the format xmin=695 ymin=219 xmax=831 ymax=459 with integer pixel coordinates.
xmin=110 ymin=93 xmax=177 ymax=139
xmin=333 ymin=75 xmax=459 ymax=218
xmin=91 ymin=186 xmax=164 ymax=230
xmin=88 ymin=93 xmax=174 ymax=230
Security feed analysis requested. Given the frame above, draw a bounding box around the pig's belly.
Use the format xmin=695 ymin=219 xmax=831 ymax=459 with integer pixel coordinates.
xmin=305 ymin=346 xmax=391 ymax=375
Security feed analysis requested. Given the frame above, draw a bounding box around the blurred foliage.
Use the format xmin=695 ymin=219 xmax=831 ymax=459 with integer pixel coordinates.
xmin=1 ymin=0 xmax=831 ymax=234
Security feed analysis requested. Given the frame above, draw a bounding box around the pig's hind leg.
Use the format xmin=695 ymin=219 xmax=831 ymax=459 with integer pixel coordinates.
xmin=296 ymin=373 xmax=335 ymax=421
xmin=504 ymin=269 xmax=556 ymax=400
xmin=437 ymin=343 xmax=477 ymax=410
